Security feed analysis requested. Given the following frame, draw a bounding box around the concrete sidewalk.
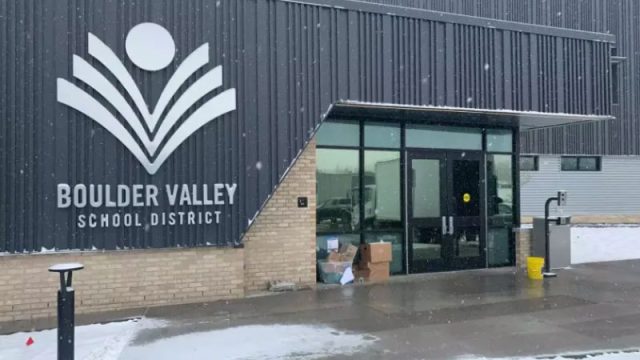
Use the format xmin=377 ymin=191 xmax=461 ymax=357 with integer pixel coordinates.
xmin=114 ymin=260 xmax=640 ymax=359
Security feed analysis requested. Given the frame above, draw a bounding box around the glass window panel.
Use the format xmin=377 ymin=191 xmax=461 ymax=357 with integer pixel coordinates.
xmin=411 ymin=225 xmax=443 ymax=263
xmin=411 ymin=159 xmax=442 ymax=218
xmin=579 ymin=157 xmax=599 ymax=171
xmin=406 ymin=125 xmax=482 ymax=150
xmin=520 ymin=156 xmax=537 ymax=171
xmin=561 ymin=157 xmax=578 ymax=171
xmin=487 ymin=154 xmax=513 ymax=223
xmin=486 ymin=129 xmax=513 ymax=153
xmin=316 ymin=120 xmax=359 ymax=147
xmin=452 ymin=159 xmax=481 ymax=217
xmin=488 ymin=228 xmax=512 ymax=266
xmin=316 ymin=149 xmax=359 ymax=232
xmin=453 ymin=226 xmax=481 ymax=258
xmin=363 ymin=151 xmax=401 ymax=230
xmin=364 ymin=233 xmax=403 ymax=274
xmin=364 ymin=122 xmax=401 ymax=148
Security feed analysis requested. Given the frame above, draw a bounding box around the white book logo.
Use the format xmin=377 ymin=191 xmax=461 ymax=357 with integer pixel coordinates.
xmin=57 ymin=23 xmax=237 ymax=175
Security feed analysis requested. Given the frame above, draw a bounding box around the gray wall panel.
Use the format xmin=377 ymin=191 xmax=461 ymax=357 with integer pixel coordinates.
xmin=0 ymin=0 xmax=612 ymax=252
xmin=521 ymin=156 xmax=640 ymax=216
xmin=363 ymin=0 xmax=639 ymax=156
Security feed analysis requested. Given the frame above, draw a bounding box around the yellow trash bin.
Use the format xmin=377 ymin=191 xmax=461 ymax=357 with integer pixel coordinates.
xmin=527 ymin=257 xmax=545 ymax=280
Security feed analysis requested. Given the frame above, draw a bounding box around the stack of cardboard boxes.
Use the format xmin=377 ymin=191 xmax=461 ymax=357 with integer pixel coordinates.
xmin=318 ymin=244 xmax=359 ymax=284
xmin=355 ymin=242 xmax=392 ymax=282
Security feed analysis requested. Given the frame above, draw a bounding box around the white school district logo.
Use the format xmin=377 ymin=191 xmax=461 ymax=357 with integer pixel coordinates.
xmin=57 ymin=23 xmax=237 ymax=175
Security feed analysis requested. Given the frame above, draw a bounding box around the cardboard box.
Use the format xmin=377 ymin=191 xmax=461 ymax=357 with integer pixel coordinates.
xmin=358 ymin=261 xmax=388 ymax=271
xmin=357 ymin=262 xmax=390 ymax=282
xmin=327 ymin=251 xmax=342 ymax=262
xmin=338 ymin=244 xmax=358 ymax=263
xmin=327 ymin=244 xmax=358 ymax=263
xmin=359 ymin=242 xmax=392 ymax=263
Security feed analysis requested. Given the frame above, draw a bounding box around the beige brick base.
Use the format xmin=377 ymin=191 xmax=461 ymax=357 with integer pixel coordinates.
xmin=515 ymin=229 xmax=532 ymax=269
xmin=0 ymin=248 xmax=244 ymax=325
xmin=243 ymin=139 xmax=317 ymax=293
xmin=0 ymin=140 xmax=317 ymax=329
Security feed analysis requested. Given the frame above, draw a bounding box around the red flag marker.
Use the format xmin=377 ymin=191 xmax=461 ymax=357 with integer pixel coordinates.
xmin=25 ymin=337 xmax=34 ymax=346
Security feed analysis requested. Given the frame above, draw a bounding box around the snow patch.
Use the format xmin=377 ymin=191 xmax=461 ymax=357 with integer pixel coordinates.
xmin=121 ymin=324 xmax=377 ymax=360
xmin=572 ymin=226 xmax=640 ymax=264
xmin=462 ymin=349 xmax=639 ymax=359
xmin=0 ymin=318 xmax=164 ymax=360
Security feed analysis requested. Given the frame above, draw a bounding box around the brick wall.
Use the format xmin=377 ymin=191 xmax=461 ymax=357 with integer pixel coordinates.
xmin=0 ymin=140 xmax=318 ymax=330
xmin=515 ymin=228 xmax=532 ymax=269
xmin=0 ymin=248 xmax=244 ymax=325
xmin=243 ymin=139 xmax=317 ymax=293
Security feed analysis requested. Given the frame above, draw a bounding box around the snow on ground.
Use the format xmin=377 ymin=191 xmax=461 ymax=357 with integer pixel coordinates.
xmin=0 ymin=321 xmax=375 ymax=360
xmin=465 ymin=350 xmax=640 ymax=359
xmin=572 ymin=226 xmax=640 ymax=264
xmin=120 ymin=324 xmax=377 ymax=360
xmin=0 ymin=319 xmax=150 ymax=360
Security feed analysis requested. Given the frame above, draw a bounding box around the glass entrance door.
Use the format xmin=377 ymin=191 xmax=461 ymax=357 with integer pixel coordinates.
xmin=408 ymin=150 xmax=485 ymax=273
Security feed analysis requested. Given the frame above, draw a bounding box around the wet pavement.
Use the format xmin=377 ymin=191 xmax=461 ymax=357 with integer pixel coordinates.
xmin=121 ymin=260 xmax=640 ymax=359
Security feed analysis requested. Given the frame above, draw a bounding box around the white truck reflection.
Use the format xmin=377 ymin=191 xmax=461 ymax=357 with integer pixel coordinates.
xmin=351 ymin=158 xmax=401 ymax=230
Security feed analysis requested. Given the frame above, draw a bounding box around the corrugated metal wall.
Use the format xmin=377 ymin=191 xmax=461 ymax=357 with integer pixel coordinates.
xmin=521 ymin=156 xmax=640 ymax=216
xmin=363 ymin=0 xmax=640 ymax=156
xmin=0 ymin=0 xmax=612 ymax=252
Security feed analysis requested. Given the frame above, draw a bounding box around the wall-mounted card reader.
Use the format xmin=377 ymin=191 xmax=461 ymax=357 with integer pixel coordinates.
xmin=557 ymin=190 xmax=568 ymax=207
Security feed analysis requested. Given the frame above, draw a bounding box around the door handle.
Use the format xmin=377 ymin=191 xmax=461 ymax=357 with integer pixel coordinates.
xmin=441 ymin=216 xmax=447 ymax=235
xmin=448 ymin=216 xmax=454 ymax=235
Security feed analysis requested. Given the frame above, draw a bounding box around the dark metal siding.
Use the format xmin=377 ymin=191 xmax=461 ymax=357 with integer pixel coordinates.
xmin=0 ymin=0 xmax=612 ymax=252
xmin=362 ymin=0 xmax=639 ymax=156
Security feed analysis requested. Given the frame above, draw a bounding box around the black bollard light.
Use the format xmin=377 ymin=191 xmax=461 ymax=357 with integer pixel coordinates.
xmin=49 ymin=263 xmax=84 ymax=360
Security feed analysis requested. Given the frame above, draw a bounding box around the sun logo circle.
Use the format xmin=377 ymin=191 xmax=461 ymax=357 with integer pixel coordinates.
xmin=125 ymin=23 xmax=176 ymax=71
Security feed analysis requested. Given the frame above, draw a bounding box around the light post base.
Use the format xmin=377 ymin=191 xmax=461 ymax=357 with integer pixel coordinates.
xmin=49 ymin=263 xmax=84 ymax=360
xmin=543 ymin=272 xmax=557 ymax=278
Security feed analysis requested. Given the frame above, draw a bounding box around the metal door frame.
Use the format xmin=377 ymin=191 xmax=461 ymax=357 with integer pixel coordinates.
xmin=406 ymin=149 xmax=448 ymax=273
xmin=406 ymin=148 xmax=487 ymax=273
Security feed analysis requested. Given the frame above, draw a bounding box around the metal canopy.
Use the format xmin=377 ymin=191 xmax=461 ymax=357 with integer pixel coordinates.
xmin=329 ymin=102 xmax=614 ymax=131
